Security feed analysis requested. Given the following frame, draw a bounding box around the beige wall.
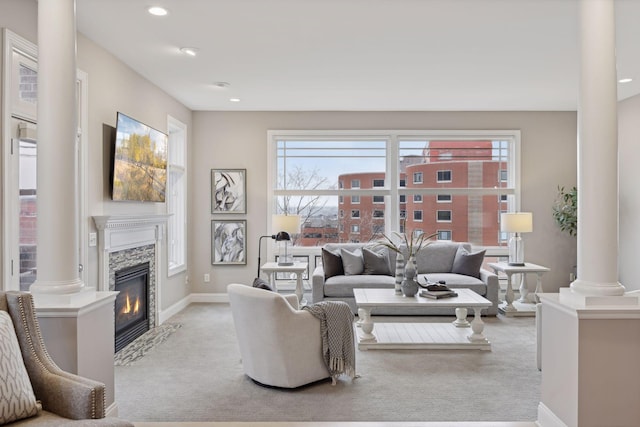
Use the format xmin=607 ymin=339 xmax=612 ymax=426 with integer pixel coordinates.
xmin=619 ymin=93 xmax=640 ymax=292
xmin=192 ymin=111 xmax=578 ymax=295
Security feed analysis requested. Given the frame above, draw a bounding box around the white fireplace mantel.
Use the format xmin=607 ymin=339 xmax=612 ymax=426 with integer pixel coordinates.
xmin=92 ymin=214 xmax=170 ymax=292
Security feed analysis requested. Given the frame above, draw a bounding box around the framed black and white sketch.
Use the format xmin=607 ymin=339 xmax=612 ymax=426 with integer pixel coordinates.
xmin=211 ymin=169 xmax=246 ymax=213
xmin=212 ymin=220 xmax=246 ymax=265
xmin=275 ymin=255 xmax=309 ymax=280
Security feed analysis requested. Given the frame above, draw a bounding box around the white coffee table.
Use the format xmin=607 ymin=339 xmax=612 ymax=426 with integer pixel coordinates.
xmin=353 ymin=288 xmax=492 ymax=351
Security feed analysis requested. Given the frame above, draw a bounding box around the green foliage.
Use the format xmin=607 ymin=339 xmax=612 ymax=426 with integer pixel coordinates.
xmin=552 ymin=186 xmax=577 ymax=237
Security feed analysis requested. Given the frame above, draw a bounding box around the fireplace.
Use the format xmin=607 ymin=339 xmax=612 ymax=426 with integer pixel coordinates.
xmin=114 ymin=263 xmax=150 ymax=352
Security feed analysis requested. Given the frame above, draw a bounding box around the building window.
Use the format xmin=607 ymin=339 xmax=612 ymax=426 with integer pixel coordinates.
xmin=351 ymin=195 xmax=360 ymax=204
xmin=373 ymin=210 xmax=384 ymax=218
xmin=339 ymin=209 xmax=344 ymax=218
xmin=437 ymin=170 xmax=452 ymax=182
xmin=437 ymin=210 xmax=452 ymax=222
xmin=400 ymin=209 xmax=406 ymax=219
xmin=438 ymin=230 xmax=452 ymax=240
xmin=400 ymin=179 xmax=406 ymax=187
xmin=437 ymin=194 xmax=452 ymax=203
xmin=351 ymin=179 xmax=360 ymax=189
xmin=413 ymin=172 xmax=423 ymax=184
xmin=167 ymin=116 xmax=187 ymax=275
xmin=339 ymin=180 xmax=344 ymax=189
xmin=399 ymin=195 xmax=406 ymax=203
xmin=351 ymin=209 xmax=360 ymax=218
xmin=499 ymin=169 xmax=508 ymax=182
xmin=500 ymin=194 xmax=508 ymax=202
xmin=414 ymin=210 xmax=423 ymax=221
xmin=351 ymin=224 xmax=360 ymax=233
xmin=373 ymin=179 xmax=384 ymax=187
xmin=339 ymin=195 xmax=343 ymax=203
xmin=373 ymin=195 xmax=384 ymax=203
xmin=413 ymin=194 xmax=422 ymax=203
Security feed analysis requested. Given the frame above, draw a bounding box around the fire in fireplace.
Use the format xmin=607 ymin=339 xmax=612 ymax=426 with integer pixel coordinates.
xmin=114 ymin=262 xmax=150 ymax=352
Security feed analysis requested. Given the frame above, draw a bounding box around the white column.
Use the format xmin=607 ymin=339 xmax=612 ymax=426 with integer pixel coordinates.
xmin=30 ymin=0 xmax=84 ymax=295
xmin=571 ymin=0 xmax=624 ymax=296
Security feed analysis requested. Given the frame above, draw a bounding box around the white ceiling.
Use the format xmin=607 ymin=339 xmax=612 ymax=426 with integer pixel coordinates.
xmin=76 ymin=0 xmax=640 ymax=111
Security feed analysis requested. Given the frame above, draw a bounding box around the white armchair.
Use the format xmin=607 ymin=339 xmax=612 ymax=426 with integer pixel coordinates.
xmin=227 ymin=283 xmax=330 ymax=388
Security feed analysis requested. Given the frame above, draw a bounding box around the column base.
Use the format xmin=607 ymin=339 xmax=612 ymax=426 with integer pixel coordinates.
xmin=569 ymin=278 xmax=625 ymax=297
xmin=30 ymin=277 xmax=85 ymax=295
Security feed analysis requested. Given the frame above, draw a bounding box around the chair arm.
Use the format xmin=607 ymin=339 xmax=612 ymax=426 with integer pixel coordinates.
xmin=6 ymin=291 xmax=107 ymax=420
xmin=283 ymin=294 xmax=300 ymax=309
xmin=311 ymin=266 xmax=326 ymax=303
xmin=480 ymin=268 xmax=500 ymax=315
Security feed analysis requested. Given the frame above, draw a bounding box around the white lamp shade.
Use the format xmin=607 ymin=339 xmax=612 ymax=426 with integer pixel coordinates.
xmin=500 ymin=212 xmax=533 ymax=233
xmin=272 ymin=214 xmax=300 ymax=235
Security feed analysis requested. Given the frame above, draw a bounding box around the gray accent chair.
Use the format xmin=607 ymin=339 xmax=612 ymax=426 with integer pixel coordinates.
xmin=312 ymin=241 xmax=500 ymax=316
xmin=227 ymin=283 xmax=331 ymax=388
xmin=0 ymin=291 xmax=133 ymax=426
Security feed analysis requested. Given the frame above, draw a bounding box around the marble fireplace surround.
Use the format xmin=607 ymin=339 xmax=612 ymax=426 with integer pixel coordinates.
xmin=93 ymin=214 xmax=170 ymax=329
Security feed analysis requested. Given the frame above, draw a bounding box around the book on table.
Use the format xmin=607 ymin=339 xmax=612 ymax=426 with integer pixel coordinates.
xmin=419 ymin=289 xmax=458 ymax=299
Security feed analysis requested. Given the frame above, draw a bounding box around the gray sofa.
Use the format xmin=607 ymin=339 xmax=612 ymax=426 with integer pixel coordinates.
xmin=311 ymin=241 xmax=499 ymax=316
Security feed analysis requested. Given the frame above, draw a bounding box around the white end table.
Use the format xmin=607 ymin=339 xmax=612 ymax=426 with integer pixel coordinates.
xmin=260 ymin=262 xmax=308 ymax=305
xmin=488 ymin=261 xmax=550 ymax=317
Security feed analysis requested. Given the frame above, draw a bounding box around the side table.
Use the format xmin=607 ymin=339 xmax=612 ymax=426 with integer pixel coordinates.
xmin=487 ymin=262 xmax=550 ymax=317
xmin=260 ymin=262 xmax=308 ymax=305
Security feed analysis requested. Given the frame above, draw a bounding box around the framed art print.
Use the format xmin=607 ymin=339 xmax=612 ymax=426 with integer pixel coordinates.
xmin=211 ymin=169 xmax=246 ymax=213
xmin=212 ymin=220 xmax=246 ymax=265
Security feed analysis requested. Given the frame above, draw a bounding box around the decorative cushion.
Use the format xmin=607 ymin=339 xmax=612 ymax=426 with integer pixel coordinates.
xmin=341 ymin=248 xmax=364 ymax=275
xmin=252 ymin=277 xmax=273 ymax=291
xmin=322 ymin=248 xmax=344 ymax=279
xmin=451 ymin=246 xmax=486 ymax=279
xmin=362 ymin=247 xmax=392 ymax=276
xmin=0 ymin=311 xmax=41 ymax=424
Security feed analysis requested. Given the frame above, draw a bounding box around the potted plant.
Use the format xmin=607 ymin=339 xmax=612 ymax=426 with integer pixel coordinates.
xmin=552 ymin=186 xmax=577 ymax=236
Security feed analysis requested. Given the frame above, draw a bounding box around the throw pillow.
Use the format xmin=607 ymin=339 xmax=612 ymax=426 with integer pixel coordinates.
xmin=322 ymin=248 xmax=344 ymax=279
xmin=341 ymin=248 xmax=365 ymax=275
xmin=451 ymin=246 xmax=486 ymax=279
xmin=0 ymin=311 xmax=41 ymax=424
xmin=362 ymin=247 xmax=392 ymax=275
xmin=252 ymin=277 xmax=273 ymax=291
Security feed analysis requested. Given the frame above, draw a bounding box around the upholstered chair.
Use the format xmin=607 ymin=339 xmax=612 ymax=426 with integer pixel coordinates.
xmin=0 ymin=291 xmax=133 ymax=426
xmin=227 ymin=283 xmax=331 ymax=388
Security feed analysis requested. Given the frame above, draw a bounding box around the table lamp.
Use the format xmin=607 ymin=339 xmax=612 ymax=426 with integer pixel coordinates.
xmin=500 ymin=212 xmax=533 ymax=266
xmin=271 ymin=214 xmax=300 ymax=266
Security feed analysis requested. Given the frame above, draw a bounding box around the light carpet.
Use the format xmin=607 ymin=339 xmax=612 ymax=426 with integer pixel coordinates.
xmin=115 ymin=303 xmax=540 ymax=423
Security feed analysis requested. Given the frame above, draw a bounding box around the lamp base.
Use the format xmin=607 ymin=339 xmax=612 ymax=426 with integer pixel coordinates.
xmin=277 ymin=261 xmax=294 ymax=266
xmin=508 ymin=262 xmax=526 ymax=267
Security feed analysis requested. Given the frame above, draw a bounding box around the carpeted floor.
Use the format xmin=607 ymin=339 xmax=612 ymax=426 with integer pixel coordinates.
xmin=115 ymin=302 xmax=540 ymax=423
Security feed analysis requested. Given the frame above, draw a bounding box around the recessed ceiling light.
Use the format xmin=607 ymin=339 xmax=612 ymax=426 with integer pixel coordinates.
xmin=229 ymin=98 xmax=241 ymax=102
xmin=212 ymin=82 xmax=230 ymax=89
xmin=618 ymin=78 xmax=633 ymax=84
xmin=148 ymin=6 xmax=168 ymax=16
xmin=180 ymin=47 xmax=199 ymax=57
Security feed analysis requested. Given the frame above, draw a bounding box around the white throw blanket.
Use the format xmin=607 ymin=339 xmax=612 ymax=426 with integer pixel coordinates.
xmin=302 ymin=301 xmax=356 ymax=384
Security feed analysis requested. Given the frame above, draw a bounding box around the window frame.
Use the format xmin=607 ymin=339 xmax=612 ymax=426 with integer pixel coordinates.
xmin=268 ymin=129 xmax=521 ymax=256
xmin=436 ymin=210 xmax=452 ymax=222
xmin=167 ymin=115 xmax=188 ymax=276
xmin=437 ymin=170 xmax=452 ymax=183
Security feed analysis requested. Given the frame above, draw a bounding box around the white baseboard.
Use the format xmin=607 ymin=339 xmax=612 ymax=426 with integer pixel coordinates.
xmin=537 ymin=402 xmax=568 ymax=427
xmin=105 ymin=402 xmax=119 ymax=418
xmin=158 ymin=293 xmax=228 ymax=323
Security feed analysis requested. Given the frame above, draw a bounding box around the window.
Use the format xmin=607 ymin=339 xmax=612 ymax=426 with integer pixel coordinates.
xmin=437 ymin=170 xmax=452 ymax=182
xmin=500 ymin=194 xmax=508 ymax=202
xmin=438 ymin=230 xmax=452 ymax=240
xmin=270 ymin=131 xmax=519 ymax=251
xmin=339 ymin=209 xmax=344 ymax=218
xmin=414 ymin=210 xmax=423 ymax=221
xmin=499 ymin=169 xmax=508 ymax=182
xmin=373 ymin=210 xmax=384 ymax=218
xmin=351 ymin=195 xmax=360 ymax=204
xmin=339 ymin=195 xmax=344 ymax=203
xmin=437 ymin=210 xmax=452 ymax=222
xmin=413 ymin=194 xmax=422 ymax=203
xmin=351 ymin=225 xmax=360 ymax=233
xmin=167 ymin=116 xmax=187 ymax=275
